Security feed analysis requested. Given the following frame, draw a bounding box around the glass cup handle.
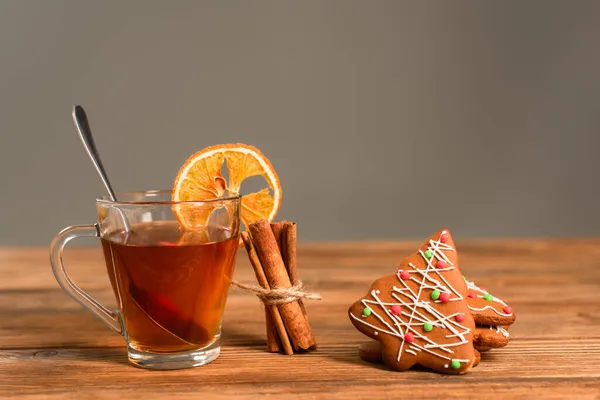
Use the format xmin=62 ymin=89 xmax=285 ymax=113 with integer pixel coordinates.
xmin=49 ymin=223 xmax=122 ymax=334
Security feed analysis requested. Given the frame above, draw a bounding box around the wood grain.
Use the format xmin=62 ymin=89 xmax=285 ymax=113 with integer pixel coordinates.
xmin=1 ymin=239 xmax=600 ymax=399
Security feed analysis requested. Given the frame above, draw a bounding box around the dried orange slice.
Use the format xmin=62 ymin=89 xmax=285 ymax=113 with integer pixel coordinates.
xmin=172 ymin=143 xmax=281 ymax=231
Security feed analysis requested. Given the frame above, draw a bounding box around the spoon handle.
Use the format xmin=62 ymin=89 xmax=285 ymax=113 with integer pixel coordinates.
xmin=72 ymin=106 xmax=131 ymax=232
xmin=72 ymin=106 xmax=118 ymax=202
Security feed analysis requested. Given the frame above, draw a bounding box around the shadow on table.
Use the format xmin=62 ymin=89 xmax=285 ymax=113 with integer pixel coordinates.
xmin=325 ymin=353 xmax=390 ymax=371
xmin=221 ymin=322 xmax=266 ymax=348
xmin=314 ymin=342 xmax=390 ymax=370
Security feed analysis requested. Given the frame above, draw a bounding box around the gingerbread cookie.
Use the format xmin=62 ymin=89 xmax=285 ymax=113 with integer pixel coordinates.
xmin=474 ymin=325 xmax=510 ymax=352
xmin=358 ymin=341 xmax=482 ymax=367
xmin=464 ymin=278 xmax=515 ymax=326
xmin=348 ymin=229 xmax=476 ymax=374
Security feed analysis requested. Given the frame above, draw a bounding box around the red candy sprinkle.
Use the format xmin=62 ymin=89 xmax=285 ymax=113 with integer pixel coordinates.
xmin=480 ymin=287 xmax=487 ymax=292
xmin=467 ymin=292 xmax=476 ymax=299
xmin=400 ymin=270 xmax=410 ymax=280
xmin=391 ymin=305 xmax=402 ymax=315
xmin=503 ymin=306 xmax=513 ymax=314
xmin=439 ymin=292 xmax=451 ymax=303
xmin=440 ymin=232 xmax=448 ymax=243
xmin=404 ymin=332 xmax=414 ymax=343
xmin=455 ymin=313 xmax=465 ymax=322
xmin=436 ymin=260 xmax=447 ymax=269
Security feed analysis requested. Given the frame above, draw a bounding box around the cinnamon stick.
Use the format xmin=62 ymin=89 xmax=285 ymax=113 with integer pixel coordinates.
xmin=241 ymin=232 xmax=293 ymax=355
xmin=249 ymin=220 xmax=315 ymax=351
xmin=265 ymin=310 xmax=282 ymax=353
xmin=271 ymin=222 xmax=285 ymax=255
xmin=268 ymin=221 xmax=286 ymax=351
xmin=273 ymin=221 xmax=305 ymax=311
xmin=281 ymin=222 xmax=297 ymax=282
xmin=281 ymin=222 xmax=313 ymax=348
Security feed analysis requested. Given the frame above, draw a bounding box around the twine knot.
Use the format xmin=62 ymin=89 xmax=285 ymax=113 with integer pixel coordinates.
xmin=231 ymin=281 xmax=322 ymax=305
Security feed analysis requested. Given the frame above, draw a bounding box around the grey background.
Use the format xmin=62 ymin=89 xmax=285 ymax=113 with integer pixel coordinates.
xmin=0 ymin=0 xmax=598 ymax=245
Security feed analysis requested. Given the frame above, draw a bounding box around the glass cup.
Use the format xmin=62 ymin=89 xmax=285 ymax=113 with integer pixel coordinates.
xmin=50 ymin=190 xmax=241 ymax=369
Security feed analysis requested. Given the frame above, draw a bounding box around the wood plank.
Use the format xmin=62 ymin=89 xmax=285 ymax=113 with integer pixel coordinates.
xmin=0 ymin=239 xmax=599 ymax=398
xmin=1 ymin=340 xmax=599 ymax=398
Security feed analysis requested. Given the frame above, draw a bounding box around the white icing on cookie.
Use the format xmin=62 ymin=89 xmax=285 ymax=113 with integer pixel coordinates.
xmin=489 ymin=325 xmax=510 ymax=338
xmin=465 ymin=278 xmax=513 ymax=317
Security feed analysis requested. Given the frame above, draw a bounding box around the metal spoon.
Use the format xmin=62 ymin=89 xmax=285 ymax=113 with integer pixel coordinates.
xmin=72 ymin=105 xmax=131 ymax=232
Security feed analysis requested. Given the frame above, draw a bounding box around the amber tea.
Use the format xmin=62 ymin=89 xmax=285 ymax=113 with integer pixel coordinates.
xmin=50 ymin=188 xmax=241 ymax=369
xmin=101 ymin=221 xmax=238 ymax=353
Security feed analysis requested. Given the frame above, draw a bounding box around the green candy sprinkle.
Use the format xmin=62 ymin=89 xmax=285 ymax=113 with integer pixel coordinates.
xmin=424 ymin=250 xmax=433 ymax=259
xmin=431 ymin=289 xmax=441 ymax=300
xmin=423 ymin=322 xmax=433 ymax=332
xmin=451 ymin=360 xmax=461 ymax=369
xmin=362 ymin=307 xmax=372 ymax=317
xmin=483 ymin=293 xmax=493 ymax=301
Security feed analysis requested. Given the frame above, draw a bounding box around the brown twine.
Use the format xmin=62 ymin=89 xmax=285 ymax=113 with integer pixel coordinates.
xmin=231 ymin=281 xmax=322 ymax=305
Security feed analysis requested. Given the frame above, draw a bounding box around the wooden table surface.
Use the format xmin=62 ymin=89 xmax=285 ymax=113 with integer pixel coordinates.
xmin=1 ymin=239 xmax=600 ymax=399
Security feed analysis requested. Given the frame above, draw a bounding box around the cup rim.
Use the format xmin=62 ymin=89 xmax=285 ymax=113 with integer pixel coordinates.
xmin=96 ymin=190 xmax=241 ymax=206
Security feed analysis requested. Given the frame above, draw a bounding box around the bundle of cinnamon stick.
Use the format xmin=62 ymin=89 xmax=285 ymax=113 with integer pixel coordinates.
xmin=241 ymin=220 xmax=316 ymax=354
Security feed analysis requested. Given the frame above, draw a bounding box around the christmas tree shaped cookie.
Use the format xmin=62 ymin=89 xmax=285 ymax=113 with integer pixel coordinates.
xmin=348 ymin=229 xmax=476 ymax=374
